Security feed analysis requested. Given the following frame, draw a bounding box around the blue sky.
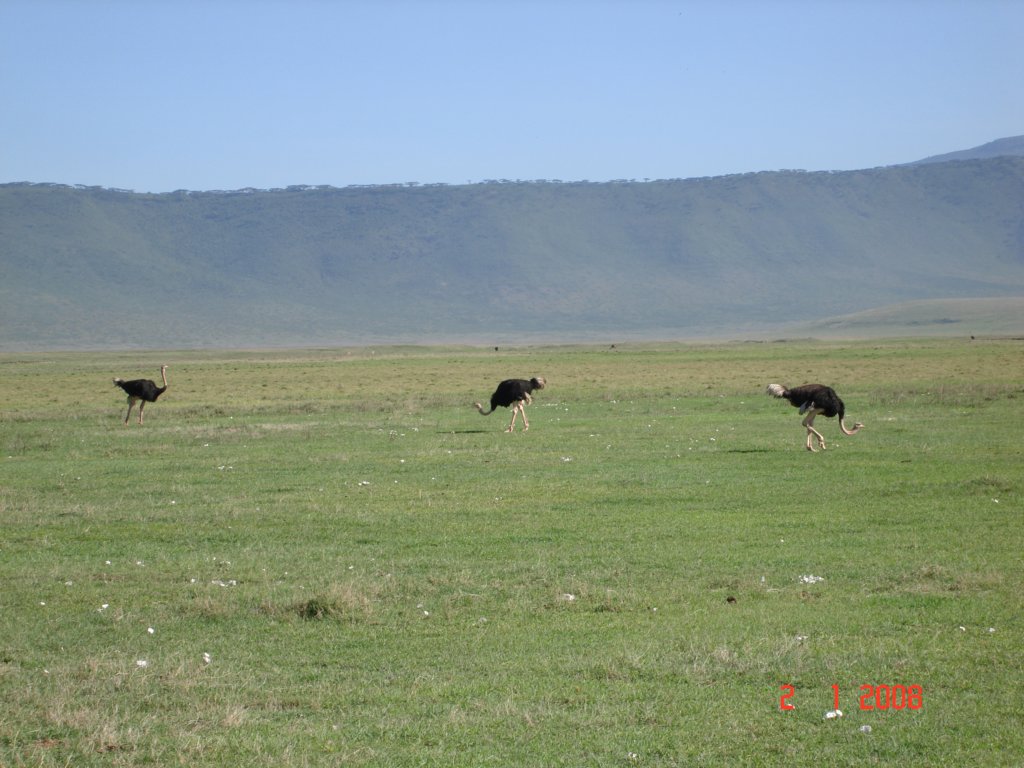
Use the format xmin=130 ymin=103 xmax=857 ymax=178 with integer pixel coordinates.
xmin=2 ymin=0 xmax=1022 ymax=192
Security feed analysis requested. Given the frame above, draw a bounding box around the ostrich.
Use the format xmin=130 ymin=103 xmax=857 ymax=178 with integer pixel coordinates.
xmin=474 ymin=377 xmax=546 ymax=432
xmin=113 ymin=365 xmax=168 ymax=425
xmin=766 ymin=383 xmax=863 ymax=451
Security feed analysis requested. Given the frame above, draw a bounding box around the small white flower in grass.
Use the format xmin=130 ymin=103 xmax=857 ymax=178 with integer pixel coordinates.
xmin=799 ymin=575 xmax=824 ymax=584
xmin=988 ymin=627 xmax=996 ymax=633
xmin=39 ymin=601 xmax=46 ymax=606
xmin=859 ymin=725 xmax=872 ymax=734
xmin=823 ymin=709 xmax=843 ymax=719
xmin=560 ymin=593 xmax=577 ymax=602
xmin=795 ymin=635 xmax=808 ymax=643
xmin=147 ymin=627 xmax=155 ymax=635
xmin=202 ymin=652 xmax=212 ymax=664
xmin=99 ymin=604 xmax=109 ymax=612
xmin=136 ymin=660 xmax=149 ymax=668
xmin=959 ymin=626 xmax=966 ymax=632
xmin=105 ymin=560 xmax=112 ymax=565
xmin=64 ymin=580 xmax=73 ymax=586
xmin=627 ymin=752 xmax=639 ymax=763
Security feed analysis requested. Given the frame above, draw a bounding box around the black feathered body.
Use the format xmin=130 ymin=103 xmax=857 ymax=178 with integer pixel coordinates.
xmin=488 ymin=378 xmax=544 ymax=411
xmin=774 ymin=383 xmax=845 ymax=420
xmin=114 ymin=377 xmax=166 ymax=402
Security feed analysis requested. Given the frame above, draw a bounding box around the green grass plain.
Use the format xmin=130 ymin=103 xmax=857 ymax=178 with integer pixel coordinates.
xmin=1 ymin=338 xmax=1021 ymax=766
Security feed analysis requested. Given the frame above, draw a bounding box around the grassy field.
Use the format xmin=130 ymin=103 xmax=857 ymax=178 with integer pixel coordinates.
xmin=1 ymin=338 xmax=1021 ymax=766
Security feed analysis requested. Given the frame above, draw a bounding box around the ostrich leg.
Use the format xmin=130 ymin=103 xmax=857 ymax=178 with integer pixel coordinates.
xmin=506 ymin=403 xmax=519 ymax=432
xmin=802 ymin=410 xmax=827 ymax=451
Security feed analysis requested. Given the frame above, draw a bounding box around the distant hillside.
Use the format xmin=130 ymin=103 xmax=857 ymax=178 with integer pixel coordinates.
xmin=911 ymin=135 xmax=1024 ymax=165
xmin=2 ymin=156 xmax=1024 ymax=350
xmin=777 ymin=298 xmax=1024 ymax=339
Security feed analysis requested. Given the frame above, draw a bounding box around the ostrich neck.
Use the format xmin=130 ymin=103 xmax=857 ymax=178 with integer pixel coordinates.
xmin=840 ymin=419 xmax=861 ymax=436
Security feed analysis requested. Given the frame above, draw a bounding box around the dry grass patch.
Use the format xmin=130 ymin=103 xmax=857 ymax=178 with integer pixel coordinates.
xmin=259 ymin=581 xmax=382 ymax=623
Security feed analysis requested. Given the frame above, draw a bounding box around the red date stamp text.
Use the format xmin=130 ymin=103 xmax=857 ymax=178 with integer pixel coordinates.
xmin=780 ymin=684 xmax=923 ymax=711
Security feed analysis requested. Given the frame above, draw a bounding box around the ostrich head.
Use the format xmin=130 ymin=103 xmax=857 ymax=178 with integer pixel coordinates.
xmin=531 ymin=377 xmax=546 ymax=390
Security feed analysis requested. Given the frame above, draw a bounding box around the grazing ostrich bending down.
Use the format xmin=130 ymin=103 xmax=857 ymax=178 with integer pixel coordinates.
xmin=113 ymin=365 xmax=168 ymax=425
xmin=767 ymin=383 xmax=863 ymax=451
xmin=475 ymin=377 xmax=546 ymax=432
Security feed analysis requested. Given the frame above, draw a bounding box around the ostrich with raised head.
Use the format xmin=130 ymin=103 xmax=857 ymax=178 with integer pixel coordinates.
xmin=767 ymin=382 xmax=863 ymax=451
xmin=474 ymin=377 xmax=546 ymax=432
xmin=113 ymin=365 xmax=168 ymax=425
